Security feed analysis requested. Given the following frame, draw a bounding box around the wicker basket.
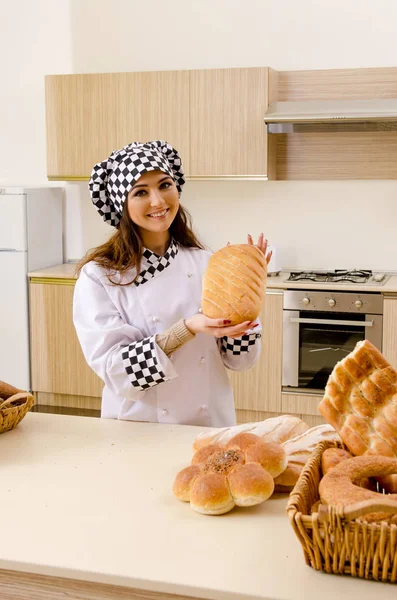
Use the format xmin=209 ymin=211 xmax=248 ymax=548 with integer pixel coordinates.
xmin=287 ymin=440 xmax=397 ymax=583
xmin=0 ymin=380 xmax=34 ymax=434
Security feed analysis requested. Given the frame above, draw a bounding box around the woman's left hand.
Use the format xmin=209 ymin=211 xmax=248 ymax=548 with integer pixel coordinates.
xmin=247 ymin=233 xmax=272 ymax=264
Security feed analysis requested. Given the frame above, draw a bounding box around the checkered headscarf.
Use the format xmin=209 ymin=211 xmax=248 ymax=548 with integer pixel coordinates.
xmin=89 ymin=140 xmax=185 ymax=228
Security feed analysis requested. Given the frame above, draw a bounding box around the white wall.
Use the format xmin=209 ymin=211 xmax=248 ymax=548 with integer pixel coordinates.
xmin=3 ymin=0 xmax=397 ymax=269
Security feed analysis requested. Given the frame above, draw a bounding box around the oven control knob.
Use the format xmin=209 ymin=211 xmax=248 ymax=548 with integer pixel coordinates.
xmin=355 ymin=300 xmax=363 ymax=309
xmin=302 ymin=297 xmax=310 ymax=306
xmin=328 ymin=299 xmax=336 ymax=307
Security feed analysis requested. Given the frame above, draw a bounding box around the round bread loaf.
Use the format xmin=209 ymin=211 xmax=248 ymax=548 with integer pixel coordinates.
xmin=190 ymin=473 xmax=235 ymax=515
xmin=201 ymin=244 xmax=267 ymax=325
xmin=319 ymin=455 xmax=397 ymax=521
xmin=228 ymin=463 xmax=274 ymax=506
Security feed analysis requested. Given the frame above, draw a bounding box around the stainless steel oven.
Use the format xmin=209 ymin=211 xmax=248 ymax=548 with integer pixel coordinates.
xmin=282 ymin=290 xmax=383 ymax=393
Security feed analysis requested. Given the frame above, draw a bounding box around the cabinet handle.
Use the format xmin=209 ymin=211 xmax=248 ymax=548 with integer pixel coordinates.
xmin=290 ymin=317 xmax=374 ymax=327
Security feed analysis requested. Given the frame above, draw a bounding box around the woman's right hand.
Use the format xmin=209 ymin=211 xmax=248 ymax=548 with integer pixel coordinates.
xmin=185 ymin=314 xmax=257 ymax=339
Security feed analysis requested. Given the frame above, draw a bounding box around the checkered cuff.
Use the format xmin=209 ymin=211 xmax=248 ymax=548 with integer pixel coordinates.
xmin=121 ymin=335 xmax=169 ymax=391
xmin=219 ymin=332 xmax=261 ymax=355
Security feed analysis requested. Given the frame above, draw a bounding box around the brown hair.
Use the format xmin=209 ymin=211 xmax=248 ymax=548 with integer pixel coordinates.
xmin=76 ymin=200 xmax=204 ymax=285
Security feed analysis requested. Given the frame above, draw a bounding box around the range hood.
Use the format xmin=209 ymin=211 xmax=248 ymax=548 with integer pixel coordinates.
xmin=264 ymin=98 xmax=397 ymax=133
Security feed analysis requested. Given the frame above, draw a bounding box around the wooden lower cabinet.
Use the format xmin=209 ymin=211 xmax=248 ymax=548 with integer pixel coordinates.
xmin=281 ymin=392 xmax=324 ymax=418
xmin=382 ymin=296 xmax=397 ymax=368
xmin=229 ymin=291 xmax=284 ymax=418
xmin=29 ymin=282 xmax=329 ymax=426
xmin=230 ymin=290 xmax=327 ymax=427
xmin=29 ymin=281 xmax=103 ymax=410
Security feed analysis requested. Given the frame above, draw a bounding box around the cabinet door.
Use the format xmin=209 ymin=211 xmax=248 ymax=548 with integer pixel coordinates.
xmin=30 ymin=283 xmax=103 ymax=397
xmin=382 ymin=296 xmax=397 ymax=368
xmin=229 ymin=291 xmax=283 ymax=414
xmin=45 ymin=71 xmax=190 ymax=178
xmin=190 ymin=67 xmax=269 ymax=176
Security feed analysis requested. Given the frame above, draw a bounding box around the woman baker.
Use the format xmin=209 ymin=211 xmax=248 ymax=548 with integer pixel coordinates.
xmin=73 ymin=140 xmax=271 ymax=427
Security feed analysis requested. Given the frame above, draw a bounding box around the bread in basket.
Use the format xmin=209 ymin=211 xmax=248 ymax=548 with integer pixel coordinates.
xmin=0 ymin=380 xmax=34 ymax=434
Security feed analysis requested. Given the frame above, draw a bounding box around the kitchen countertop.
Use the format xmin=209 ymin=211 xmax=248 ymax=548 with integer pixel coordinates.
xmin=29 ymin=263 xmax=397 ymax=293
xmin=29 ymin=262 xmax=78 ymax=279
xmin=0 ymin=412 xmax=395 ymax=600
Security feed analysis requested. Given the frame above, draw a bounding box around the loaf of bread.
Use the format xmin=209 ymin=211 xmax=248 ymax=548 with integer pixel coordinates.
xmin=201 ymin=244 xmax=267 ymax=325
xmin=274 ymin=424 xmax=340 ymax=491
xmin=318 ymin=340 xmax=397 ymax=458
xmin=192 ymin=415 xmax=309 ymax=452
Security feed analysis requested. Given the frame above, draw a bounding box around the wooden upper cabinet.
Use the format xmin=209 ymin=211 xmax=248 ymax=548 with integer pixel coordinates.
xmin=45 ymin=71 xmax=190 ymax=178
xmin=189 ymin=67 xmax=271 ymax=177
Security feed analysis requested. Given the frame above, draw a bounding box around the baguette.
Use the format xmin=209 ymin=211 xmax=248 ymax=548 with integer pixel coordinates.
xmin=274 ymin=424 xmax=339 ymax=491
xmin=192 ymin=415 xmax=309 ymax=452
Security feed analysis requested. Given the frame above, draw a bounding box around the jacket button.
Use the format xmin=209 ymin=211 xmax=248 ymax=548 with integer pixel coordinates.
xmin=187 ymin=272 xmax=193 ymax=278
xmin=200 ymin=357 xmax=206 ymax=364
xmin=152 ymin=316 xmax=159 ymax=323
xmin=200 ymin=404 xmax=208 ymax=411
xmin=161 ymin=409 xmax=168 ymax=416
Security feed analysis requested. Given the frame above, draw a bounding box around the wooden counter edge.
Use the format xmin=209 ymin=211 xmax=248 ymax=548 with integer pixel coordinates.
xmin=0 ymin=568 xmax=206 ymax=600
xmin=30 ymin=277 xmax=77 ymax=285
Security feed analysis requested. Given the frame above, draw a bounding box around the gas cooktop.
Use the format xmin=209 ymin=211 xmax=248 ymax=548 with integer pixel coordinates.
xmin=286 ymin=269 xmax=390 ymax=285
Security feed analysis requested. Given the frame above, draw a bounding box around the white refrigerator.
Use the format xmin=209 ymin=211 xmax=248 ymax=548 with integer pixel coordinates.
xmin=0 ymin=187 xmax=63 ymax=391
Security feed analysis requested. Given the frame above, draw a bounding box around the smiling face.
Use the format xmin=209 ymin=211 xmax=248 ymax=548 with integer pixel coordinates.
xmin=126 ymin=170 xmax=179 ymax=244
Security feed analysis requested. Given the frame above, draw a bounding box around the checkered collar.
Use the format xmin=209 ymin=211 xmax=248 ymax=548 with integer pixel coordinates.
xmin=135 ymin=239 xmax=179 ymax=286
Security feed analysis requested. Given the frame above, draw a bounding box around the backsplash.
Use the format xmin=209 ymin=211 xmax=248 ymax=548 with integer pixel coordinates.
xmin=65 ymin=179 xmax=397 ymax=272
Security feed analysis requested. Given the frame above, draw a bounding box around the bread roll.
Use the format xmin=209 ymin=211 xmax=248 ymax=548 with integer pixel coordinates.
xmin=173 ymin=465 xmax=202 ymax=502
xmin=273 ymin=464 xmax=302 ymax=490
xmin=190 ymin=473 xmax=235 ymax=515
xmin=320 ymin=447 xmax=374 ymax=488
xmin=191 ymin=444 xmax=222 ymax=466
xmin=244 ymin=441 xmax=287 ymax=479
xmin=225 ymin=432 xmax=261 ymax=452
xmin=201 ymin=244 xmax=267 ymax=325
xmin=318 ymin=340 xmax=397 ymax=458
xmin=192 ymin=415 xmax=309 ymax=452
xmin=228 ymin=463 xmax=274 ymax=507
xmin=321 ymin=448 xmax=353 ymax=475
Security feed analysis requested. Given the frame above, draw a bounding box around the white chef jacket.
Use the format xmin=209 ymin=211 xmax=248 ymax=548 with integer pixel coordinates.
xmin=73 ymin=240 xmax=262 ymax=427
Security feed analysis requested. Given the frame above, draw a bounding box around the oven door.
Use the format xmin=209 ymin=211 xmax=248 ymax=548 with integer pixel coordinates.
xmin=282 ymin=310 xmax=383 ymax=393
